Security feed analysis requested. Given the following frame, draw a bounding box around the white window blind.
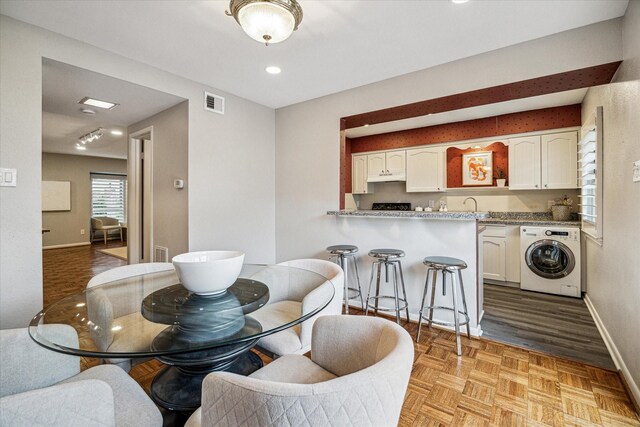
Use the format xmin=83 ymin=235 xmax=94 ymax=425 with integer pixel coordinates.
xmin=578 ymin=106 xmax=603 ymax=242
xmin=91 ymin=173 xmax=127 ymax=223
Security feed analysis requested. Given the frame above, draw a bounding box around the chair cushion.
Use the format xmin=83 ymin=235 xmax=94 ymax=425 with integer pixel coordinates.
xmin=251 ymin=301 xmax=303 ymax=355
xmin=249 ymin=355 xmax=336 ymax=384
xmin=60 ymin=365 xmax=162 ymax=427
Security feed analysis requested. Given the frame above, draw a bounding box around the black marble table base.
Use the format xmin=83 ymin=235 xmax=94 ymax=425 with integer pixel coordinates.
xmin=152 ymin=349 xmax=263 ymax=427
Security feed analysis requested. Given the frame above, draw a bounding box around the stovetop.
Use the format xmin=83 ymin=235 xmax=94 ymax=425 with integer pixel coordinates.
xmin=371 ymin=202 xmax=412 ymax=211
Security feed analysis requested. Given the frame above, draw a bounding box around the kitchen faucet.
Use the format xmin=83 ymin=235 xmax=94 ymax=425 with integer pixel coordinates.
xmin=464 ymin=197 xmax=478 ymax=212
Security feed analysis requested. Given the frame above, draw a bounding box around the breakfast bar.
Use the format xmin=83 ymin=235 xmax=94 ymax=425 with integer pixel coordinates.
xmin=327 ymin=209 xmax=488 ymax=336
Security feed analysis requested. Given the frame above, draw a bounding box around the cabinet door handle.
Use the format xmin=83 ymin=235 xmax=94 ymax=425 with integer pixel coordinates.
xmin=535 ymin=184 xmax=539 ymax=188
xmin=545 ymin=184 xmax=548 ymax=188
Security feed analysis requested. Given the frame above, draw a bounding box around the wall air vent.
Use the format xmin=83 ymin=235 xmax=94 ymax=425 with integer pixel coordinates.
xmin=204 ymin=91 xmax=225 ymax=115
xmin=154 ymin=245 xmax=169 ymax=263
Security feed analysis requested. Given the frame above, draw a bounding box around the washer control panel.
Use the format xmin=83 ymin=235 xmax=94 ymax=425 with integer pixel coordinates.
xmin=522 ymin=228 xmax=579 ymax=241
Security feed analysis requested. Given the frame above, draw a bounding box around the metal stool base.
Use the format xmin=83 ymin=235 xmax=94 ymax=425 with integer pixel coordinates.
xmin=419 ymin=306 xmax=470 ymax=328
xmin=366 ymin=295 xmax=409 ymax=313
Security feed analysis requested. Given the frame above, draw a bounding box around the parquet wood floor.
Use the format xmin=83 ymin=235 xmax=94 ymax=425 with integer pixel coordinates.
xmin=43 ymin=246 xmax=639 ymax=426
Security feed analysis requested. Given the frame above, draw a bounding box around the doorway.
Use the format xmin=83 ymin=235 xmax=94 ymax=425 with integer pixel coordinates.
xmin=128 ymin=128 xmax=153 ymax=264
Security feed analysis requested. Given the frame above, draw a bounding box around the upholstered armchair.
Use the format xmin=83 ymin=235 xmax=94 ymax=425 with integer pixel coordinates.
xmin=91 ymin=216 xmax=123 ymax=245
xmin=250 ymin=259 xmax=344 ymax=357
xmin=185 ymin=315 xmax=414 ymax=427
xmin=0 ymin=325 xmax=162 ymax=426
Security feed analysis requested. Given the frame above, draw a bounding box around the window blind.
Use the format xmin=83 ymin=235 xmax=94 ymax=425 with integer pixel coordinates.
xmin=91 ymin=173 xmax=127 ymax=223
xmin=578 ymin=107 xmax=603 ymax=241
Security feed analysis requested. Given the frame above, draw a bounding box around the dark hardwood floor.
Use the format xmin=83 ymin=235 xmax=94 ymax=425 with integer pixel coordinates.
xmin=482 ymin=284 xmax=616 ymax=370
xmin=41 ymin=247 xmax=639 ymax=426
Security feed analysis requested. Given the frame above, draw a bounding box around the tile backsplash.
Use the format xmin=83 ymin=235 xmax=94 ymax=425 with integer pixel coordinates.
xmin=352 ymin=181 xmax=579 ymax=213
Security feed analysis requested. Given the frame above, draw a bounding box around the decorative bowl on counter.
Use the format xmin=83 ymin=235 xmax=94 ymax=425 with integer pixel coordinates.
xmin=172 ymin=250 xmax=245 ymax=295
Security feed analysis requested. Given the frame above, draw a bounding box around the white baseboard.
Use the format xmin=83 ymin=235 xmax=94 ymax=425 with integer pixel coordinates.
xmin=584 ymin=294 xmax=640 ymax=405
xmin=43 ymin=242 xmax=90 ymax=250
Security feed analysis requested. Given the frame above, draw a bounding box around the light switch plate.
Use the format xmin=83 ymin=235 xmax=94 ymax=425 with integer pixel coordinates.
xmin=0 ymin=168 xmax=17 ymax=187
xmin=633 ymin=160 xmax=640 ymax=183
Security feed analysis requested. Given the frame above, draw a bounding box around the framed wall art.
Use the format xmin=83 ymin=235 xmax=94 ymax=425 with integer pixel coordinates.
xmin=462 ymin=151 xmax=493 ymax=186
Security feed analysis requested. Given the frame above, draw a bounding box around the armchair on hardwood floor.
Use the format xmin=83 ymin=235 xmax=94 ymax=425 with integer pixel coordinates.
xmin=0 ymin=325 xmax=162 ymax=427
xmin=250 ymin=259 xmax=344 ymax=358
xmin=91 ymin=216 xmax=123 ymax=245
xmin=86 ymin=262 xmax=175 ymax=372
xmin=185 ymin=315 xmax=414 ymax=427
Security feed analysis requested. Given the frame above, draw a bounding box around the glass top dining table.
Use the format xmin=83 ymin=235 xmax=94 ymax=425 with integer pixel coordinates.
xmin=28 ymin=264 xmax=336 ymax=417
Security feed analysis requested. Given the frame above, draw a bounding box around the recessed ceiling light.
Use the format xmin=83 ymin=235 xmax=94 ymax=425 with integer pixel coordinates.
xmin=451 ymin=0 xmax=470 ymax=3
xmin=80 ymin=108 xmax=96 ymax=115
xmin=265 ymin=66 xmax=282 ymax=74
xmin=363 ymin=124 xmax=370 ymax=127
xmin=75 ymin=144 xmax=87 ymax=151
xmin=473 ymin=145 xmax=481 ymax=149
xmin=111 ymin=130 xmax=123 ymax=136
xmin=79 ymin=97 xmax=119 ymax=110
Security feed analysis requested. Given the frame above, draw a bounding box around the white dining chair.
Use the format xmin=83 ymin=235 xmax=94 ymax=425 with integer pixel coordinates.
xmin=250 ymin=259 xmax=344 ymax=358
xmin=86 ymin=262 xmax=175 ymax=372
xmin=185 ymin=315 xmax=414 ymax=427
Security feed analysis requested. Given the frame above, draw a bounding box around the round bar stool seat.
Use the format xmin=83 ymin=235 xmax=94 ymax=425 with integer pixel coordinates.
xmin=368 ymin=249 xmax=405 ymax=259
xmin=423 ymin=256 xmax=467 ymax=270
xmin=327 ymin=245 xmax=364 ymax=313
xmin=417 ymin=256 xmax=471 ymax=356
xmin=327 ymin=245 xmax=358 ymax=255
xmin=365 ymin=249 xmax=409 ymax=324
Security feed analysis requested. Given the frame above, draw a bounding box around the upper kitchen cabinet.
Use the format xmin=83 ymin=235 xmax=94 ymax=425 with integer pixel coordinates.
xmin=508 ymin=136 xmax=542 ymax=189
xmin=406 ymin=147 xmax=446 ymax=192
xmin=352 ymin=154 xmax=371 ymax=194
xmin=367 ymin=150 xmax=406 ymax=182
xmin=508 ymin=131 xmax=578 ymax=190
xmin=541 ymin=132 xmax=578 ymax=189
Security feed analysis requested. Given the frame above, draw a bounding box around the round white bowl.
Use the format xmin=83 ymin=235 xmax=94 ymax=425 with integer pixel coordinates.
xmin=172 ymin=250 xmax=245 ymax=295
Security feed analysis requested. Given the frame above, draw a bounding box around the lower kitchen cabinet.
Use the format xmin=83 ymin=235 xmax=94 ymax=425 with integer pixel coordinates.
xmin=482 ymin=225 xmax=521 ymax=284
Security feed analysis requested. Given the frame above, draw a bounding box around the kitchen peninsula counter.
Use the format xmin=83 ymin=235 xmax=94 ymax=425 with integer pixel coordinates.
xmin=327 ymin=210 xmax=489 ymax=220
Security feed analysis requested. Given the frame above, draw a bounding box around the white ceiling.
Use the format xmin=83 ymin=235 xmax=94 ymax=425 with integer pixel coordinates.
xmin=42 ymin=59 xmax=185 ymax=159
xmin=0 ymin=0 xmax=629 ymax=109
xmin=345 ymin=88 xmax=588 ymax=139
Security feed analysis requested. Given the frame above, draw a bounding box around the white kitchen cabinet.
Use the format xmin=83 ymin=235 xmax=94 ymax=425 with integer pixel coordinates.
xmin=541 ymin=132 xmax=578 ymax=189
xmin=508 ymin=136 xmax=542 ymax=189
xmin=405 ymin=147 xmax=446 ymax=192
xmin=482 ymin=225 xmax=520 ymax=284
xmin=508 ymin=131 xmax=578 ymax=190
xmin=482 ymin=226 xmax=507 ymax=281
xmin=352 ymin=154 xmax=371 ymax=194
xmin=367 ymin=150 xmax=406 ymax=182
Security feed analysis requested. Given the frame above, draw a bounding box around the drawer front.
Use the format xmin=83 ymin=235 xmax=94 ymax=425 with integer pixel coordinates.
xmin=482 ymin=225 xmax=506 ymax=238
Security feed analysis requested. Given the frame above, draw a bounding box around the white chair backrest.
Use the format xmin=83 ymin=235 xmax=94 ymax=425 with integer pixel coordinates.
xmin=275 ymin=258 xmax=343 ymax=302
xmin=87 ymin=262 xmax=175 ymax=288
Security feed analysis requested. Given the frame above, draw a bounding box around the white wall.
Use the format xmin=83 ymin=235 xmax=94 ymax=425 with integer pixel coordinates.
xmin=581 ymin=0 xmax=640 ymax=403
xmin=0 ymin=16 xmax=275 ymax=328
xmin=275 ymin=19 xmax=622 ymax=267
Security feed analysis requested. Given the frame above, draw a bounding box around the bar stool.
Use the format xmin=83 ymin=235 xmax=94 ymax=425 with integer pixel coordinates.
xmin=417 ymin=256 xmax=471 ymax=356
xmin=327 ymin=245 xmax=364 ymax=313
xmin=365 ymin=249 xmax=410 ymax=324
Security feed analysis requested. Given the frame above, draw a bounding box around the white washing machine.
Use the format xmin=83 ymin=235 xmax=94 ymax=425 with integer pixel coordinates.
xmin=520 ymin=226 xmax=581 ymax=298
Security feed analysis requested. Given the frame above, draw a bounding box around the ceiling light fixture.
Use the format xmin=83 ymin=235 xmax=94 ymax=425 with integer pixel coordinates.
xmin=75 ymin=144 xmax=87 ymax=151
xmin=451 ymin=0 xmax=470 ymax=3
xmin=80 ymin=108 xmax=96 ymax=115
xmin=79 ymin=97 xmax=119 ymax=110
xmin=110 ymin=130 xmax=124 ymax=136
xmin=78 ymin=128 xmax=105 ymax=145
xmin=226 ymin=0 xmax=303 ymax=46
xmin=265 ymin=66 xmax=282 ymax=74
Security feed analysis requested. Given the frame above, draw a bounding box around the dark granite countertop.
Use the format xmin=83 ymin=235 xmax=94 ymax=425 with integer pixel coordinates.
xmin=327 ymin=210 xmax=489 ymax=220
xmin=479 ymin=211 xmax=581 ymax=227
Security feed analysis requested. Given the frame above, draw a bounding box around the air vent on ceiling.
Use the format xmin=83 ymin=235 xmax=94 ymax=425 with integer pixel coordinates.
xmin=204 ymin=91 xmax=225 ymax=115
xmin=154 ymin=245 xmax=169 ymax=263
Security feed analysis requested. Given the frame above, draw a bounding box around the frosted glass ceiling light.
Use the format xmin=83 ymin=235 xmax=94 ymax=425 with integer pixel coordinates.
xmin=227 ymin=0 xmax=303 ymax=46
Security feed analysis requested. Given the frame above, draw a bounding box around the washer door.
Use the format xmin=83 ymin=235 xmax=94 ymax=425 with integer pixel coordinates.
xmin=525 ymin=240 xmax=575 ymax=279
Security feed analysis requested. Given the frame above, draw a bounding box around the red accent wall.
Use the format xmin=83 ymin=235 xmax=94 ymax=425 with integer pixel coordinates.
xmin=345 ymin=137 xmax=352 ymax=195
xmin=351 ymin=105 xmax=581 ymax=153
xmin=446 ymin=142 xmax=508 ymax=188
